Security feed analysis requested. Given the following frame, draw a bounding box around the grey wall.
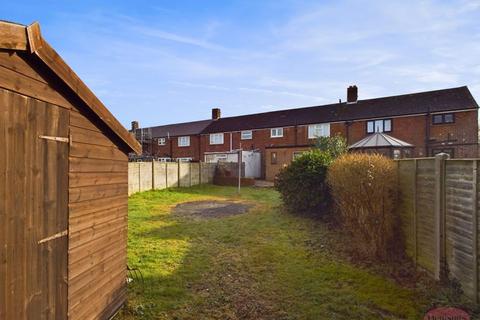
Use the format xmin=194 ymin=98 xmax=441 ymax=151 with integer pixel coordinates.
xmin=128 ymin=162 xmax=216 ymax=195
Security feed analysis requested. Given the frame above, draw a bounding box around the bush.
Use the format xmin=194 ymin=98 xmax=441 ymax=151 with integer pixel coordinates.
xmin=275 ymin=150 xmax=332 ymax=215
xmin=327 ymin=153 xmax=399 ymax=260
xmin=316 ymin=134 xmax=347 ymax=159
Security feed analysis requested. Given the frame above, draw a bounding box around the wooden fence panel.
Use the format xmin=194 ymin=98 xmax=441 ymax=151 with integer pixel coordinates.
xmin=397 ymin=160 xmax=417 ymax=261
xmin=415 ymin=159 xmax=437 ymax=274
xmin=397 ymin=156 xmax=480 ymax=303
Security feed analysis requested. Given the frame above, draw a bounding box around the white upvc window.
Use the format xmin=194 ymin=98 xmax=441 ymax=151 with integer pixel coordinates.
xmin=157 ymin=137 xmax=166 ymax=146
xmin=177 ymin=157 xmax=192 ymax=162
xmin=308 ymin=123 xmax=330 ymax=139
xmin=209 ymin=133 xmax=224 ymax=145
xmin=178 ymin=136 xmax=190 ymax=147
xmin=270 ymin=127 xmax=284 ymax=138
xmin=241 ymin=130 xmax=253 ymax=140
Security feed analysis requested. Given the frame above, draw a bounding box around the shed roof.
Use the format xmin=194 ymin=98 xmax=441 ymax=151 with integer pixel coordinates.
xmin=149 ymin=119 xmax=212 ymax=138
xmin=0 ymin=21 xmax=141 ymax=154
xmin=348 ymin=132 xmax=413 ymax=149
xmin=202 ymin=86 xmax=478 ymax=133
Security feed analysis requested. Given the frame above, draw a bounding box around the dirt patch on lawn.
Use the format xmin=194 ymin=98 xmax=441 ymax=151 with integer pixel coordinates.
xmin=173 ymin=201 xmax=253 ymax=219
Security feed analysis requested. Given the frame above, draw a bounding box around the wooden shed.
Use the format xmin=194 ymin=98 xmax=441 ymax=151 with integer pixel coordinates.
xmin=0 ymin=21 xmax=141 ymax=320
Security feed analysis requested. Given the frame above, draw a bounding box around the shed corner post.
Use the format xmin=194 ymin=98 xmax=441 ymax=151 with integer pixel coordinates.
xmin=434 ymin=153 xmax=449 ymax=281
xmin=473 ymin=160 xmax=479 ymax=303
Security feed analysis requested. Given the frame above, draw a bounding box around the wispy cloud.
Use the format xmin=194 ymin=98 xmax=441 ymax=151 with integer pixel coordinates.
xmin=17 ymin=0 xmax=479 ymax=127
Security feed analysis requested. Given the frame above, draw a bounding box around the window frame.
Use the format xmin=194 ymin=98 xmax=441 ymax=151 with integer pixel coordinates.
xmin=157 ymin=137 xmax=166 ymax=146
xmin=366 ymin=118 xmax=392 ymax=133
xmin=209 ymin=133 xmax=224 ymax=145
xmin=241 ymin=130 xmax=253 ymax=140
xmin=308 ymin=123 xmax=331 ymax=139
xmin=178 ymin=136 xmax=190 ymax=147
xmin=432 ymin=113 xmax=455 ymax=125
xmin=271 ymin=152 xmax=278 ymax=164
xmin=270 ymin=127 xmax=284 ymax=138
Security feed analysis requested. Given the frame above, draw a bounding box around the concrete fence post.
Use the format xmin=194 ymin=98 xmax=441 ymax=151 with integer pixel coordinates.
xmin=434 ymin=153 xmax=449 ymax=281
xmin=177 ymin=162 xmax=180 ymax=187
xmin=151 ymin=161 xmax=155 ymax=190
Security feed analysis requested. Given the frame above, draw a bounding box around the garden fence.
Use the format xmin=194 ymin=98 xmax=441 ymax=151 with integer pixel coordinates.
xmin=397 ymin=154 xmax=479 ymax=302
xmin=128 ymin=162 xmax=216 ymax=195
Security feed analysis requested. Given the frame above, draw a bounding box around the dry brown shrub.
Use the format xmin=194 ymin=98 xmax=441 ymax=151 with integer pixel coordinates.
xmin=327 ymin=153 xmax=400 ymax=260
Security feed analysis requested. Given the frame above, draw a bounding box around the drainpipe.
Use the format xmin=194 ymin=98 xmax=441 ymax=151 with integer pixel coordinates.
xmin=425 ymin=107 xmax=431 ymax=156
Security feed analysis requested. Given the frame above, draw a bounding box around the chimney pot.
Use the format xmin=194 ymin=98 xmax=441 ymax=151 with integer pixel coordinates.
xmin=212 ymin=108 xmax=221 ymax=120
xmin=131 ymin=121 xmax=139 ymax=131
xmin=347 ymin=85 xmax=358 ymax=103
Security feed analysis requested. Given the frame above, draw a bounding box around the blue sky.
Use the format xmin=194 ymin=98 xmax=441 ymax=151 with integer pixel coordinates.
xmin=5 ymin=0 xmax=480 ymax=128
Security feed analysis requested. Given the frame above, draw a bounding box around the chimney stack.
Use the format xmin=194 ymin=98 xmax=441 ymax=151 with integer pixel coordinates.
xmin=347 ymin=85 xmax=358 ymax=103
xmin=131 ymin=121 xmax=139 ymax=132
xmin=212 ymin=108 xmax=221 ymax=120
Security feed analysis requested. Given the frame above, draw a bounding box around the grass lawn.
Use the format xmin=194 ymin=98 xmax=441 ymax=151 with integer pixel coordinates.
xmin=117 ymin=185 xmax=431 ymax=320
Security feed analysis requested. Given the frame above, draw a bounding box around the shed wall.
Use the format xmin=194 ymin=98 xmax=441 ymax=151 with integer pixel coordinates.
xmin=0 ymin=49 xmax=129 ymax=320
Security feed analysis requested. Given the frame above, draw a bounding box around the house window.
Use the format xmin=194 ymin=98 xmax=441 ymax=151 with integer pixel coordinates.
xmin=178 ymin=136 xmax=190 ymax=147
xmin=209 ymin=133 xmax=224 ymax=145
xmin=270 ymin=128 xmax=284 ymax=138
xmin=308 ymin=123 xmax=330 ymax=139
xmin=293 ymin=151 xmax=305 ymax=160
xmin=432 ymin=113 xmax=455 ymax=124
xmin=177 ymin=157 xmax=192 ymax=162
xmin=271 ymin=152 xmax=278 ymax=164
xmin=157 ymin=138 xmax=166 ymax=146
xmin=366 ymin=119 xmax=392 ymax=133
xmin=241 ymin=130 xmax=252 ymax=140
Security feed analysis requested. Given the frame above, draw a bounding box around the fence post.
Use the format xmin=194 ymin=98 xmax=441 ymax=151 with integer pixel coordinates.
xmin=152 ymin=161 xmax=155 ymax=190
xmin=138 ymin=162 xmax=141 ymax=193
xmin=165 ymin=163 xmax=168 ymax=188
xmin=177 ymin=162 xmax=180 ymax=187
xmin=473 ymin=160 xmax=479 ymax=303
xmin=434 ymin=153 xmax=448 ymax=281
xmin=189 ymin=162 xmax=192 ymax=187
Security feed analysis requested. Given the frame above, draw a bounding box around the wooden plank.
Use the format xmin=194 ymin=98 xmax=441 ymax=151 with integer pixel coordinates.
xmin=69 ymin=248 xmax=125 ymax=301
xmin=0 ymin=50 xmax=48 ymax=83
xmin=69 ymin=157 xmax=127 ymax=173
xmin=69 ymin=194 xmax=126 ymax=218
xmin=70 ymin=125 xmax=116 ymax=147
xmin=0 ymin=21 xmax=27 ymax=50
xmin=0 ymin=66 xmax=71 ymax=108
xmin=69 ymin=110 xmax=102 ymax=133
xmin=0 ymin=69 xmax=8 ymax=320
xmin=68 ymin=217 xmax=126 ymax=249
xmin=69 ymin=205 xmax=126 ymax=234
xmin=69 ymin=172 xmax=127 ymax=188
xmin=26 ymin=23 xmax=141 ymax=154
xmin=473 ymin=160 xmax=478 ymax=303
xmin=68 ymin=225 xmax=125 ymax=264
xmin=70 ymin=142 xmax=127 ymax=161
xmin=69 ymin=183 xmax=128 ymax=203
xmin=69 ymin=268 xmax=126 ymax=320
xmin=69 ymin=244 xmax=125 ymax=285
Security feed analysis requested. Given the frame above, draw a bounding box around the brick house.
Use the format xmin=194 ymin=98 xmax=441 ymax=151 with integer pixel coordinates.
xmin=134 ymin=86 xmax=479 ymax=180
xmin=132 ymin=118 xmax=212 ymax=161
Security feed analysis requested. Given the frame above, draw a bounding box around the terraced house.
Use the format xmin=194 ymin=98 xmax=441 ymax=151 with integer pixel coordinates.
xmin=133 ymin=86 xmax=479 ymax=180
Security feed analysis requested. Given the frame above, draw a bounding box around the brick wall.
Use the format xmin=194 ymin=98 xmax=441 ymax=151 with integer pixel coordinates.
xmin=143 ymin=135 xmax=202 ymax=161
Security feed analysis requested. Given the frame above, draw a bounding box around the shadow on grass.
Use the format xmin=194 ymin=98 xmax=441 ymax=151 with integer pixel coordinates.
xmin=119 ymin=185 xmax=430 ymax=320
